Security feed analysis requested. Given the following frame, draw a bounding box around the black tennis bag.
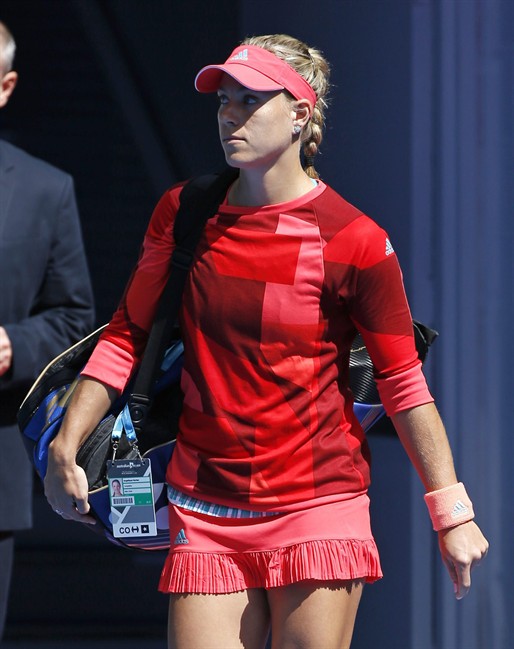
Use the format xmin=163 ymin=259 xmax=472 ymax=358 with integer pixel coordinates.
xmin=349 ymin=320 xmax=438 ymax=432
xmin=18 ymin=326 xmax=184 ymax=550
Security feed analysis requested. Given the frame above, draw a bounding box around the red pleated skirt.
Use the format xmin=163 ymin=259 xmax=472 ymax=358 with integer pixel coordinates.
xmin=159 ymin=494 xmax=382 ymax=594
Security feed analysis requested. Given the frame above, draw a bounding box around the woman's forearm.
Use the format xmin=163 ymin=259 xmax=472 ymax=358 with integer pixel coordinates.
xmin=49 ymin=376 xmax=118 ymax=464
xmin=390 ymin=401 xmax=458 ymax=491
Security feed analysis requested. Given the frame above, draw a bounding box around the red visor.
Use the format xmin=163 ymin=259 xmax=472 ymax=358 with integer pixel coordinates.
xmin=195 ymin=44 xmax=317 ymax=106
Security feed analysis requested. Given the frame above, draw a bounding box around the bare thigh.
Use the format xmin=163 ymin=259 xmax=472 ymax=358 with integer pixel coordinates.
xmin=168 ymin=588 xmax=270 ymax=649
xmin=267 ymin=579 xmax=365 ymax=649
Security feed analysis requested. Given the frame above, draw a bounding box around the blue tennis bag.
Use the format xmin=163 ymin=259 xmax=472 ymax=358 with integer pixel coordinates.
xmin=18 ymin=325 xmax=183 ymax=550
xmin=17 ymin=320 xmax=436 ymax=551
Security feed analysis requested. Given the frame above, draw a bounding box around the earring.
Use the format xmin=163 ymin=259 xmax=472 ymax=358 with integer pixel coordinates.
xmin=293 ymin=124 xmax=302 ymax=135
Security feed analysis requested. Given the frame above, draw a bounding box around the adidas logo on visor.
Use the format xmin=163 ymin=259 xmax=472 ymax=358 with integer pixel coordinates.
xmin=231 ymin=48 xmax=249 ymax=61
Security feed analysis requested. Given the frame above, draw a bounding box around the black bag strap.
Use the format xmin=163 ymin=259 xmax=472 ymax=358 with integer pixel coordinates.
xmin=128 ymin=167 xmax=239 ymax=434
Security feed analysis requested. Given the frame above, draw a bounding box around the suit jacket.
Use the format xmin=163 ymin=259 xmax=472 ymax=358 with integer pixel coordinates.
xmin=0 ymin=139 xmax=95 ymax=531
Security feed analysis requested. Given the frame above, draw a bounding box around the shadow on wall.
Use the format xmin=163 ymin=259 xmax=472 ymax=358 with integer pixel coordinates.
xmin=0 ymin=0 xmax=233 ymax=325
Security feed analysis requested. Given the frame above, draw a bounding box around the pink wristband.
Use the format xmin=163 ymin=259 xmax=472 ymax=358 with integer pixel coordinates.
xmin=424 ymin=482 xmax=475 ymax=531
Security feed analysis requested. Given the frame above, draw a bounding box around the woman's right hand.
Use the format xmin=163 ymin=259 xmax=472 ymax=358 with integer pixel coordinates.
xmin=42 ymin=376 xmax=117 ymax=525
xmin=44 ymin=443 xmax=97 ymax=524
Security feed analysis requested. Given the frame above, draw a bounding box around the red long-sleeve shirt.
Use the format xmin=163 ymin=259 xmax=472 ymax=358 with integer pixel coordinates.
xmin=83 ymin=180 xmax=433 ymax=511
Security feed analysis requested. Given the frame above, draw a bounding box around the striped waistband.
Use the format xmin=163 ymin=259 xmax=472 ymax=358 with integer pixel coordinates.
xmin=167 ymin=485 xmax=282 ymax=518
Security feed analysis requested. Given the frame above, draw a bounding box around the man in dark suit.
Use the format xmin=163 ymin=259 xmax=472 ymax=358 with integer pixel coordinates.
xmin=0 ymin=20 xmax=95 ymax=639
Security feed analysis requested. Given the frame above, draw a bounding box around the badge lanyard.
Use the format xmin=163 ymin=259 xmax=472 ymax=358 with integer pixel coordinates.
xmin=107 ymin=407 xmax=157 ymax=539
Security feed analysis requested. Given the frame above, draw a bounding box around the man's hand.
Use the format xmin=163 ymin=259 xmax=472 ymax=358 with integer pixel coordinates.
xmin=0 ymin=326 xmax=13 ymax=376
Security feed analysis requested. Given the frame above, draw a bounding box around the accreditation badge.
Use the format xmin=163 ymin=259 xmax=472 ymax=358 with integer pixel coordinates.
xmin=107 ymin=458 xmax=157 ymax=538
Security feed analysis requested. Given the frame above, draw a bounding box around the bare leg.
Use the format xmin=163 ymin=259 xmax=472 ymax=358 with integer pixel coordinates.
xmin=267 ymin=579 xmax=364 ymax=649
xmin=168 ymin=588 xmax=270 ymax=649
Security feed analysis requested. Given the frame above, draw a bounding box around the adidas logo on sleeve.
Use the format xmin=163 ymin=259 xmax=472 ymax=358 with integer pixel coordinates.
xmin=385 ymin=238 xmax=394 ymax=256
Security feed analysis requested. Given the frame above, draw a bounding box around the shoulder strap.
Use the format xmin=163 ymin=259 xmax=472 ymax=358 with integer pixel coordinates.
xmin=173 ymin=167 xmax=239 ymax=255
xmin=128 ymin=167 xmax=239 ymax=434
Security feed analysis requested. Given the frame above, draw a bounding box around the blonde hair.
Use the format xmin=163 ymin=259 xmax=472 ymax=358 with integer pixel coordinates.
xmin=0 ymin=22 xmax=16 ymax=75
xmin=241 ymin=34 xmax=331 ymax=179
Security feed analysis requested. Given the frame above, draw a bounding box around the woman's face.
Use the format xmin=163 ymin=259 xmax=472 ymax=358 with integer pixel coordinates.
xmin=217 ymin=73 xmax=296 ymax=171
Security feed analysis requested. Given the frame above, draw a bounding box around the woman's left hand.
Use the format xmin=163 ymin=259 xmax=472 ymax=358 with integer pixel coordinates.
xmin=438 ymin=521 xmax=489 ymax=599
